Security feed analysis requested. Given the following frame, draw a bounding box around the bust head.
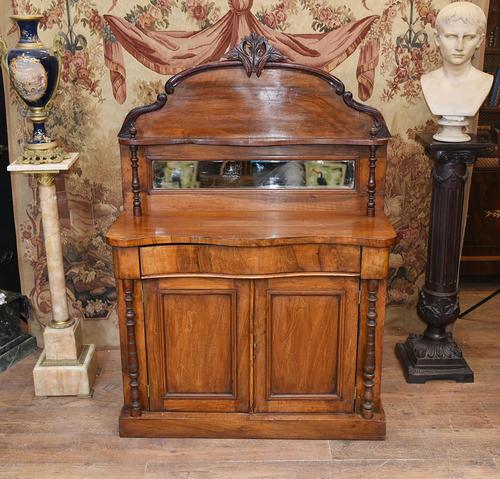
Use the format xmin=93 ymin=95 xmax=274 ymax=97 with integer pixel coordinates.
xmin=435 ymin=2 xmax=486 ymax=68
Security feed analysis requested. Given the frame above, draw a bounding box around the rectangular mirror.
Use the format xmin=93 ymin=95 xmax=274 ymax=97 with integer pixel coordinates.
xmin=151 ymin=160 xmax=355 ymax=190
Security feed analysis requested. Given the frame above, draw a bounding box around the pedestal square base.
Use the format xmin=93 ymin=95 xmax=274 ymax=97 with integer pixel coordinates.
xmin=33 ymin=343 xmax=98 ymax=396
xmin=395 ymin=341 xmax=474 ymax=384
xmin=43 ymin=318 xmax=83 ymax=361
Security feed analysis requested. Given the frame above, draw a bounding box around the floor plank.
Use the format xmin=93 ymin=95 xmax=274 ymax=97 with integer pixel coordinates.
xmin=144 ymin=459 xmax=500 ymax=479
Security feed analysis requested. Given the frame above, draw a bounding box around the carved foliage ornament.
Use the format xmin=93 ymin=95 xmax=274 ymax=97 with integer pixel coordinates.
xmin=435 ymin=150 xmax=475 ymax=165
xmin=431 ymin=166 xmax=468 ymax=184
xmin=225 ymin=32 xmax=286 ymax=77
xmin=406 ymin=332 xmax=463 ymax=360
xmin=416 ymin=289 xmax=459 ymax=327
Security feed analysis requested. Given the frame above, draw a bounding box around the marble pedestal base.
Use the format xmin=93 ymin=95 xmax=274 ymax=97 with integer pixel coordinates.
xmin=33 ymin=318 xmax=98 ymax=397
xmin=0 ymin=334 xmax=37 ymax=373
xmin=33 ymin=343 xmax=98 ymax=397
xmin=43 ymin=318 xmax=83 ymax=361
xmin=7 ymin=153 xmax=98 ymax=397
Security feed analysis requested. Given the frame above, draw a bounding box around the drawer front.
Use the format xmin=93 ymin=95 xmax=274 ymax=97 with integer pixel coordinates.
xmin=140 ymin=244 xmax=360 ymax=277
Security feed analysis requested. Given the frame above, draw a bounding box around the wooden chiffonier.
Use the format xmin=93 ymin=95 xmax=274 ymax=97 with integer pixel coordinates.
xmin=106 ymin=34 xmax=396 ymax=439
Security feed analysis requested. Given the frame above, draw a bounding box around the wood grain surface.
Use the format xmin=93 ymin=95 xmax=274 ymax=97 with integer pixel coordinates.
xmin=253 ymin=276 xmax=358 ymax=414
xmin=144 ymin=277 xmax=251 ymax=413
xmin=140 ymin=244 xmax=361 ymax=277
xmin=106 ymin=211 xmax=396 ymax=248
xmin=127 ymin=67 xmax=386 ymax=145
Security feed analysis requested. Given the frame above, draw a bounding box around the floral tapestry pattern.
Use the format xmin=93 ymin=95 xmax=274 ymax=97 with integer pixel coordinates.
xmin=3 ymin=0 xmax=476 ymax=346
xmin=102 ymin=0 xmax=380 ymax=103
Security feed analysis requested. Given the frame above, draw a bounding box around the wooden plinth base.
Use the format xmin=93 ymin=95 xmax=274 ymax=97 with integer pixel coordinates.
xmin=119 ymin=408 xmax=386 ymax=440
xmin=395 ymin=341 xmax=474 ymax=384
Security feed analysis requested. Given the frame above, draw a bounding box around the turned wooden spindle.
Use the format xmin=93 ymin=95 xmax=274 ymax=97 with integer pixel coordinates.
xmin=128 ymin=125 xmax=142 ymax=217
xmin=362 ymin=279 xmax=378 ymax=419
xmin=367 ymin=145 xmax=377 ymax=217
xmin=124 ymin=280 xmax=141 ymax=417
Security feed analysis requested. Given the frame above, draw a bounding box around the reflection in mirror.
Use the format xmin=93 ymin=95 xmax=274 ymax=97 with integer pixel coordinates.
xmin=152 ymin=160 xmax=355 ymax=189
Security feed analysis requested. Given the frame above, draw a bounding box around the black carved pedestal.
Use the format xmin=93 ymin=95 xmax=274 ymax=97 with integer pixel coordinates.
xmin=396 ymin=134 xmax=494 ymax=383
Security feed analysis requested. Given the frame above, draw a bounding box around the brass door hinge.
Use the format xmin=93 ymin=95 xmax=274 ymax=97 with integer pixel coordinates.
xmin=147 ymin=384 xmax=151 ymax=398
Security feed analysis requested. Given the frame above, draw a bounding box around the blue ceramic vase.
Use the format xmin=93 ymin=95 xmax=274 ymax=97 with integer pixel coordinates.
xmin=1 ymin=15 xmax=62 ymax=162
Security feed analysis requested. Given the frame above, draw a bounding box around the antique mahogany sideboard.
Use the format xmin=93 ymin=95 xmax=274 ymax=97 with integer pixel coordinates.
xmin=106 ymin=34 xmax=396 ymax=439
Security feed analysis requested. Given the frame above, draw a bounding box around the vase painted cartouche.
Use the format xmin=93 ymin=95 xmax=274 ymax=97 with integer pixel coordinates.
xmin=1 ymin=15 xmax=64 ymax=163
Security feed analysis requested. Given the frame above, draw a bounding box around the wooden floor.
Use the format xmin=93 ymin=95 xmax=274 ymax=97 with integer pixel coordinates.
xmin=1 ymin=279 xmax=499 ymax=479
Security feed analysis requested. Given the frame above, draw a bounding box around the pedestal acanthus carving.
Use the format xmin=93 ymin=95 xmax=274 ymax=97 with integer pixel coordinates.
xmin=403 ymin=332 xmax=463 ymax=360
xmin=7 ymin=154 xmax=98 ymax=396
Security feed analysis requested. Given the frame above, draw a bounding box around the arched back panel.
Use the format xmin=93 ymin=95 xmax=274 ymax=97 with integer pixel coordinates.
xmin=117 ymin=33 xmax=390 ymax=215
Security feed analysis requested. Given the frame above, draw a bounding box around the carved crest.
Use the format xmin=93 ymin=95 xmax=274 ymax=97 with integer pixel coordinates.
xmin=225 ymin=32 xmax=286 ymax=77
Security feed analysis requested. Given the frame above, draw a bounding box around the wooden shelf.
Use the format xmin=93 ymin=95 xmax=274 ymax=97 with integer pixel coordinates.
xmin=485 ymin=47 xmax=500 ymax=55
xmin=470 ymin=0 xmax=500 ymax=275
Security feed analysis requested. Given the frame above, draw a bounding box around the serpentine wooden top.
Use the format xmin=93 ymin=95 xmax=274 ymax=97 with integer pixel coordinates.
xmin=106 ymin=211 xmax=396 ymax=248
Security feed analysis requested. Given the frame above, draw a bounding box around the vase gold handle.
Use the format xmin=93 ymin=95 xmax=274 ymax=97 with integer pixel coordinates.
xmin=53 ymin=35 xmax=63 ymax=90
xmin=0 ymin=36 xmax=8 ymax=75
xmin=42 ymin=35 xmax=64 ymax=108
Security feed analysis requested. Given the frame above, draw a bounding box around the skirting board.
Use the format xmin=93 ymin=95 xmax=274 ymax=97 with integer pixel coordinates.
xmin=119 ymin=407 xmax=386 ymax=440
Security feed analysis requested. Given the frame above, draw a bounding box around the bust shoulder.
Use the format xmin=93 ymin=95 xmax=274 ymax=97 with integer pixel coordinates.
xmin=469 ymin=67 xmax=494 ymax=85
xmin=420 ymin=69 xmax=444 ymax=99
xmin=421 ymin=67 xmax=493 ymax=117
xmin=421 ymin=68 xmax=443 ymax=85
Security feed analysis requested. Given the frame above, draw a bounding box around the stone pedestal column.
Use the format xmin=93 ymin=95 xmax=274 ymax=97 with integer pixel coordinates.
xmin=8 ymin=153 xmax=97 ymax=396
xmin=395 ymin=134 xmax=493 ymax=383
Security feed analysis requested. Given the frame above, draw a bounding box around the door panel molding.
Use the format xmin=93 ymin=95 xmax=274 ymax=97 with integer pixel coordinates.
xmin=144 ymin=277 xmax=251 ymax=412
xmin=254 ymin=276 xmax=358 ymax=413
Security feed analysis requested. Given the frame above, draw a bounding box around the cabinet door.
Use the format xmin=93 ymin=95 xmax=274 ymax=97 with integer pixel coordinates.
xmin=254 ymin=276 xmax=359 ymax=413
xmin=144 ymin=277 xmax=251 ymax=412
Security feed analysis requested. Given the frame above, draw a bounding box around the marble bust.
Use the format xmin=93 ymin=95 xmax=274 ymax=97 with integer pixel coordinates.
xmin=421 ymin=2 xmax=493 ymax=142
